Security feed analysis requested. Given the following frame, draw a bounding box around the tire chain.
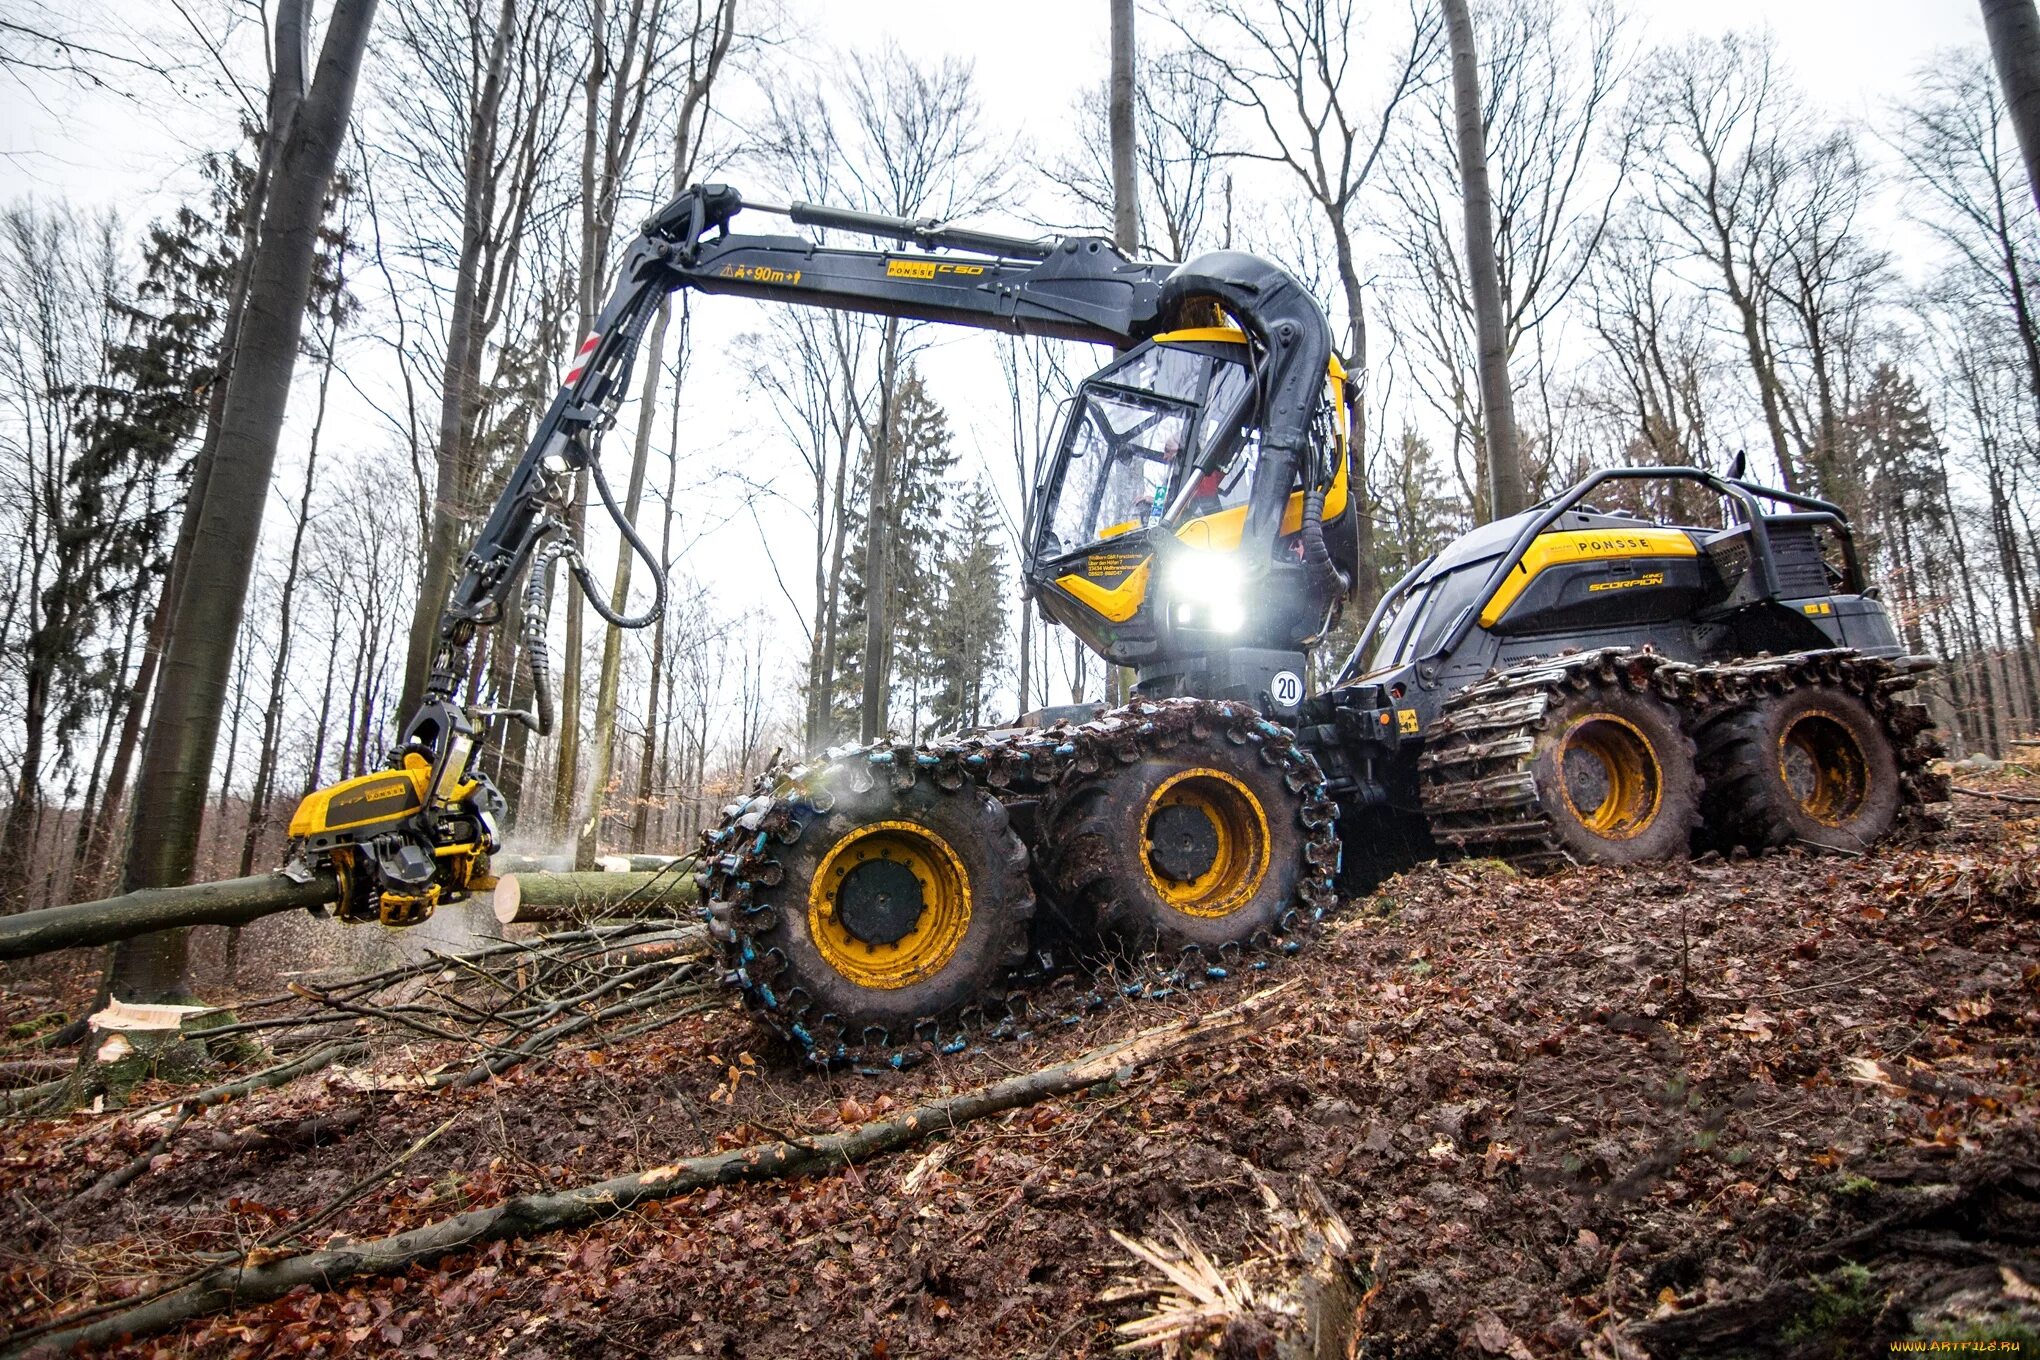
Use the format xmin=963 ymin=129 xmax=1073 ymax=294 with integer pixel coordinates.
xmin=1418 ymin=646 xmax=1948 ymax=867
xmin=695 ymin=698 xmax=1340 ymax=1069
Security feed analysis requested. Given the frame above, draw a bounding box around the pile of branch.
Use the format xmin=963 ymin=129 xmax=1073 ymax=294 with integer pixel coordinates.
xmin=194 ymin=916 xmax=714 ymax=1086
xmin=4 ymin=987 xmax=1283 ymax=1358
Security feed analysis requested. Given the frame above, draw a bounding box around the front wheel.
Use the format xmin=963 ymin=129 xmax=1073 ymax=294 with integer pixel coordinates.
xmin=700 ymin=749 xmax=1033 ymax=1057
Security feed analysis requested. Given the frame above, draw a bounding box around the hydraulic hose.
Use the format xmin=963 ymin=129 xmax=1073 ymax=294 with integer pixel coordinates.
xmin=500 ymin=539 xmax=564 ymax=737
xmin=570 ymin=452 xmax=668 ymax=630
xmin=1300 ymin=485 xmax=1351 ymax=601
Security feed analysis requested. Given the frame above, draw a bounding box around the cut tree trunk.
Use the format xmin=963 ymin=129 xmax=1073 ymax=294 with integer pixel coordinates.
xmin=0 ymin=871 xmax=339 ymax=962
xmin=492 ymin=870 xmax=696 ymax=925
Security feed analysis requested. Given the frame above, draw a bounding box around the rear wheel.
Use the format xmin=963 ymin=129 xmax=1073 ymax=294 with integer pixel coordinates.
xmin=1697 ymin=686 xmax=1901 ymax=853
xmin=1530 ymin=686 xmax=1700 ymax=865
xmin=1038 ymin=716 xmax=1335 ymax=959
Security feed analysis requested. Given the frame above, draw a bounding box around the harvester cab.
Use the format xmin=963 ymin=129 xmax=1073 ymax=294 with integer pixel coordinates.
xmin=1020 ymin=323 xmax=1358 ymax=719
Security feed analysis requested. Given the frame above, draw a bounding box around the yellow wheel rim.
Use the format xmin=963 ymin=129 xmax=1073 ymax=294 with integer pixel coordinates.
xmin=1556 ymin=713 xmax=1662 ymax=840
xmin=1778 ymin=709 xmax=1870 ymax=826
xmin=1139 ymin=768 xmax=1271 ymax=918
xmin=807 ymin=820 xmax=971 ymax=990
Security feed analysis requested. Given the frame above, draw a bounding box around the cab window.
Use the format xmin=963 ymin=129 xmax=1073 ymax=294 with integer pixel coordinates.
xmin=1412 ymin=561 xmax=1495 ymax=659
xmin=1042 ymin=388 xmax=1194 ymax=553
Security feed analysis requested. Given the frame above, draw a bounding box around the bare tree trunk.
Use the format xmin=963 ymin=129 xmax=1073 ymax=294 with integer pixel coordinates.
xmin=1985 ymin=0 xmax=2040 ymax=217
xmin=110 ymin=0 xmax=378 ymax=1003
xmin=1109 ymin=0 xmax=1138 ymax=253
xmin=578 ymin=299 xmax=669 ymax=865
xmin=238 ymin=308 xmax=340 ymax=880
xmin=397 ymin=0 xmax=520 ymax=719
xmin=859 ymin=319 xmax=902 ymax=743
xmin=579 ymin=2 xmax=733 ymax=862
xmin=1443 ymin=0 xmax=1523 ymax=521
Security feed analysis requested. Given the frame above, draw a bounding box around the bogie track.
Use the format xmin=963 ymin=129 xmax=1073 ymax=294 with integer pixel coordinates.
xmin=1419 ymin=646 xmax=1945 ymax=869
xmin=697 ymin=699 xmax=1339 ymax=1067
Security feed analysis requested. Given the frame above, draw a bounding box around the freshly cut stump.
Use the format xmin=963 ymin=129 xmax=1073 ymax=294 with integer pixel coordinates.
xmin=1038 ymin=714 xmax=1336 ymax=960
xmin=701 ymin=746 xmax=1033 ymax=1059
xmin=1697 ymin=684 xmax=1902 ymax=853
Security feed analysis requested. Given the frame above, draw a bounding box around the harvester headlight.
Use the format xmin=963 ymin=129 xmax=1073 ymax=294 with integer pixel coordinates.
xmin=1167 ymin=550 xmax=1247 ymax=634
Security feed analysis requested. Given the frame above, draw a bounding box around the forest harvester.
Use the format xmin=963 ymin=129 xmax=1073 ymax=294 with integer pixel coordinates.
xmin=288 ymin=184 xmax=1945 ymax=1064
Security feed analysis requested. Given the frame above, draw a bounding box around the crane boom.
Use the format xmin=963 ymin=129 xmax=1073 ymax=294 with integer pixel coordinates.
xmin=290 ymin=183 xmax=1196 ymax=924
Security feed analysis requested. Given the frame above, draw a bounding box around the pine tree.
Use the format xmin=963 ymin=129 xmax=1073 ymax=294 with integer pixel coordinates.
xmin=929 ymin=477 xmax=1010 ymax=735
xmin=1849 ymin=364 xmax=1944 ymax=651
xmin=833 ymin=366 xmax=958 ymax=737
xmin=1376 ymin=428 xmax=1467 ymax=574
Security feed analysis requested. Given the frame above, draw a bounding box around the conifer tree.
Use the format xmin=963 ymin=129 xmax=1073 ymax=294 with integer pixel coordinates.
xmin=928 ymin=478 xmax=1010 ymax=735
xmin=833 ymin=366 xmax=958 ymax=736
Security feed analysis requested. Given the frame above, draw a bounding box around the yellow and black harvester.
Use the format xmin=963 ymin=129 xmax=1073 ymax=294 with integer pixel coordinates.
xmin=290 ymin=184 xmax=1944 ymax=1062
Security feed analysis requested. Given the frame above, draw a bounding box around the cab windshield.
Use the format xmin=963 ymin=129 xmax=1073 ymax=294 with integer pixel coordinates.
xmin=1035 ymin=342 xmax=1254 ymax=560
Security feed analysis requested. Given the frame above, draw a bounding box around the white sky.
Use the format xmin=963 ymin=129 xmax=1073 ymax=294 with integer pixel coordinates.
xmin=0 ymin=0 xmax=1998 ymax=733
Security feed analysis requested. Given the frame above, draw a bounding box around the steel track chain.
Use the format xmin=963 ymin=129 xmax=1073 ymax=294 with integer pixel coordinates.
xmin=694 ymin=698 xmax=1340 ymax=1069
xmin=1417 ymin=646 xmax=1947 ymax=866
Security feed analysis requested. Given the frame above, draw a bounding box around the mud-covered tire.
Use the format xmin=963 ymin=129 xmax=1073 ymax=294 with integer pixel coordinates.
xmin=699 ymin=748 xmax=1032 ymax=1058
xmin=1037 ymin=717 xmax=1335 ymax=959
xmin=1530 ymin=685 xmax=1701 ymax=866
xmin=1696 ymin=686 xmax=1902 ymax=853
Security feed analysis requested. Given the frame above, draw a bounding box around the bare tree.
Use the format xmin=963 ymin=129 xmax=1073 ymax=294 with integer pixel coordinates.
xmin=1044 ymin=46 xmax=1232 ymax=260
xmin=1376 ymin=0 xmax=1630 ymax=513
xmin=390 ymin=0 xmax=576 ymax=721
xmin=1635 ymin=33 xmax=1805 ymax=490
xmin=1982 ymin=0 xmax=2040 ymax=216
xmin=830 ymin=46 xmax=1005 ymax=742
xmin=114 ymin=0 xmax=379 ymax=1003
xmin=550 ymin=0 xmax=696 ymax=841
xmin=1110 ymin=0 xmax=1138 ymax=252
xmin=577 ymin=0 xmax=737 ymax=866
xmin=1175 ymin=0 xmax=1446 ymax=611
xmin=1896 ymin=51 xmax=2040 ymax=430
xmin=1441 ymin=0 xmax=1521 ymax=519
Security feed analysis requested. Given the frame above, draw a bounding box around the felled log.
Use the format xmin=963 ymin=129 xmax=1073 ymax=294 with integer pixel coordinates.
xmin=11 ymin=985 xmax=1285 ymax=1358
xmin=0 ymin=870 xmax=340 ymax=962
xmin=492 ymin=871 xmax=698 ymax=925
xmin=594 ymin=853 xmax=691 ymax=873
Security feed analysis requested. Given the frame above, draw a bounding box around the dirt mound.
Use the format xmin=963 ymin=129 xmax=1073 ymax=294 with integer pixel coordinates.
xmin=3 ymin=783 xmax=2037 ymax=1357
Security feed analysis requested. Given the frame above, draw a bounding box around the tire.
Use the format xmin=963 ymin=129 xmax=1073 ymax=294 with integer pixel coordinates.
xmin=1529 ymin=685 xmax=1700 ymax=865
xmin=1038 ymin=722 xmax=1329 ymax=959
xmin=1696 ymin=686 xmax=1902 ymax=853
xmin=705 ymin=752 xmax=1032 ymax=1052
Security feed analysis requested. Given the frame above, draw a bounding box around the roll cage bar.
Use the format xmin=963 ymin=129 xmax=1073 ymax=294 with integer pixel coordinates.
xmin=1337 ymin=466 xmax=1861 ymax=686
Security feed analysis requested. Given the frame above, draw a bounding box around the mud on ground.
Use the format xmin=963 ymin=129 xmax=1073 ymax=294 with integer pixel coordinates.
xmin=2 ymin=781 xmax=2038 ymax=1358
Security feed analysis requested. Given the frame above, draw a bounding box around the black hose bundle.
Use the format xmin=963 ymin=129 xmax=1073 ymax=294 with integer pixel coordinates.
xmin=1300 ymin=485 xmax=1350 ymax=600
xmin=570 ymin=453 xmax=668 ymax=630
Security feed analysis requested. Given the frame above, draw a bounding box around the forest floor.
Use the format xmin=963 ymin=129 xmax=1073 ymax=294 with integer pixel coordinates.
xmin=2 ymin=778 xmax=2039 ymax=1358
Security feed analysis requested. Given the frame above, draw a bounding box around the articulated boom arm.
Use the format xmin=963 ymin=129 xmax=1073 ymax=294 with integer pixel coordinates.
xmin=431 ymin=185 xmax=1178 ymax=700
xmin=299 ymin=184 xmax=1200 ymax=923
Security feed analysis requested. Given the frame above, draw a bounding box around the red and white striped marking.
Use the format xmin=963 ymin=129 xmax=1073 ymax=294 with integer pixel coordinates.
xmin=564 ymin=333 xmax=600 ymax=385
